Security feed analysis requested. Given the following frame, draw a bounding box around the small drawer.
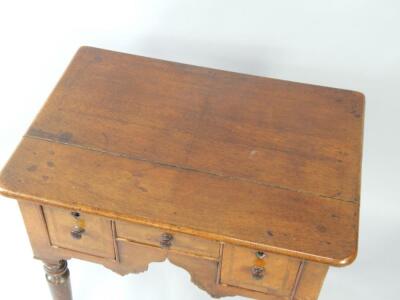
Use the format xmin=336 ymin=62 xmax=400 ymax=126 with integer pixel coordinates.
xmin=220 ymin=244 xmax=300 ymax=297
xmin=43 ymin=206 xmax=115 ymax=259
xmin=115 ymin=221 xmax=220 ymax=259
xmin=117 ymin=239 xmax=168 ymax=273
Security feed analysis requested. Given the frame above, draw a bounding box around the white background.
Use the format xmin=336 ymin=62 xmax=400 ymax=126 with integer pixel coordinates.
xmin=0 ymin=1 xmax=399 ymax=299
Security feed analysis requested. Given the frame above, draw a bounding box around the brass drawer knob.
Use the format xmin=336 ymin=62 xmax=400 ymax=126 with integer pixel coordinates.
xmin=70 ymin=225 xmax=85 ymax=240
xmin=160 ymin=232 xmax=173 ymax=248
xmin=251 ymin=266 xmax=265 ymax=280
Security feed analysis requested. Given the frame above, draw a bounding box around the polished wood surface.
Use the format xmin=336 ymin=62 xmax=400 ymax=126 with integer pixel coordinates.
xmin=43 ymin=206 xmax=115 ymax=259
xmin=116 ymin=221 xmax=220 ymax=259
xmin=2 ymin=136 xmax=358 ymax=265
xmin=0 ymin=46 xmax=364 ymax=299
xmin=220 ymin=244 xmax=300 ymax=296
xmin=292 ymin=262 xmax=329 ymax=300
xmin=27 ymin=46 xmax=364 ymax=203
xmin=43 ymin=260 xmax=72 ymax=300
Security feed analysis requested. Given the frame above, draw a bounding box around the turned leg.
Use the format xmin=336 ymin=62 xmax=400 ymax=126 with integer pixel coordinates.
xmin=43 ymin=260 xmax=73 ymax=300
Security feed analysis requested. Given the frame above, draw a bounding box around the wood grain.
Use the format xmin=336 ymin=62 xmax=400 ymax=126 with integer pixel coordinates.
xmin=25 ymin=46 xmax=364 ymax=203
xmin=0 ymin=46 xmax=364 ymax=300
xmin=117 ymin=239 xmax=289 ymax=299
xmin=43 ymin=206 xmax=115 ymax=259
xmin=116 ymin=221 xmax=220 ymax=259
xmin=43 ymin=260 xmax=73 ymax=300
xmin=18 ymin=201 xmax=127 ymax=274
xmin=220 ymin=244 xmax=300 ymax=297
xmin=2 ymin=137 xmax=358 ymax=265
xmin=293 ymin=262 xmax=329 ymax=300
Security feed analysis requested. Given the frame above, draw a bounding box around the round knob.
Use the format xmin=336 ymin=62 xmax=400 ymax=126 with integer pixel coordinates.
xmin=70 ymin=226 xmax=85 ymax=240
xmin=251 ymin=266 xmax=265 ymax=280
xmin=160 ymin=232 xmax=173 ymax=248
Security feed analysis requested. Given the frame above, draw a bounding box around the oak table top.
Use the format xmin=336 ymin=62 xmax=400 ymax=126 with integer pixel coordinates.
xmin=0 ymin=46 xmax=364 ymax=268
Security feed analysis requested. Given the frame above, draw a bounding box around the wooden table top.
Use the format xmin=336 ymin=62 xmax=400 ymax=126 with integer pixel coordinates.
xmin=0 ymin=46 xmax=364 ymax=266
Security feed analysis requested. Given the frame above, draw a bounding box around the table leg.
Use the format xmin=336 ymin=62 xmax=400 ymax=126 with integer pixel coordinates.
xmin=43 ymin=259 xmax=73 ymax=300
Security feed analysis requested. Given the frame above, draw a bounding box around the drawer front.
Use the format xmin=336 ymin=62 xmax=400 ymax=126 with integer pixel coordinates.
xmin=43 ymin=206 xmax=115 ymax=259
xmin=117 ymin=240 xmax=168 ymax=273
xmin=221 ymin=244 xmax=300 ymax=296
xmin=115 ymin=221 xmax=220 ymax=259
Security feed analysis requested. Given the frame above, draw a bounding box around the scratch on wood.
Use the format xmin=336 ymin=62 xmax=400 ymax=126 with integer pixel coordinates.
xmin=248 ymin=150 xmax=258 ymax=159
xmin=28 ymin=128 xmax=73 ymax=143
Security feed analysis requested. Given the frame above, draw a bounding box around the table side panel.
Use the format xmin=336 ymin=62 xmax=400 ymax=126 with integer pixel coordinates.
xmin=19 ymin=201 xmax=327 ymax=300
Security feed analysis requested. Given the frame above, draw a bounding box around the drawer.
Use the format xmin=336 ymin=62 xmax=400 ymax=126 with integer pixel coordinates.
xmin=220 ymin=244 xmax=300 ymax=297
xmin=115 ymin=221 xmax=220 ymax=259
xmin=43 ymin=206 xmax=115 ymax=259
